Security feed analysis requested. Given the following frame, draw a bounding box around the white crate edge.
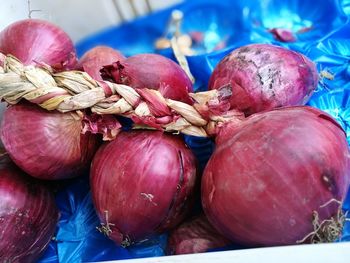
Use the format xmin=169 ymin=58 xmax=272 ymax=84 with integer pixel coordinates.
xmin=93 ymin=242 xmax=350 ymax=263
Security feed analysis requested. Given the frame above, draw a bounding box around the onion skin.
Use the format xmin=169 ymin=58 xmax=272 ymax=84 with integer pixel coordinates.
xmin=269 ymin=28 xmax=297 ymax=43
xmin=0 ymin=153 xmax=59 ymax=262
xmin=0 ymin=103 xmax=99 ymax=180
xmin=101 ymin=53 xmax=194 ymax=104
xmin=0 ymin=19 xmax=77 ymax=70
xmin=167 ymin=214 xmax=231 ymax=255
xmin=77 ymin=46 xmax=125 ymax=80
xmin=209 ymin=44 xmax=318 ymax=115
xmin=202 ymin=106 xmax=350 ymax=246
xmin=90 ymin=131 xmax=197 ymax=245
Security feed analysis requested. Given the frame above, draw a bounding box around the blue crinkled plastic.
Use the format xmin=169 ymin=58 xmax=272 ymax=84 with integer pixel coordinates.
xmin=307 ymin=21 xmax=350 ymax=92
xmin=308 ymin=88 xmax=350 ymax=143
xmin=75 ymin=0 xmax=348 ymax=89
xmin=341 ymin=0 xmax=350 ymax=15
xmin=37 ymin=0 xmax=350 ymax=262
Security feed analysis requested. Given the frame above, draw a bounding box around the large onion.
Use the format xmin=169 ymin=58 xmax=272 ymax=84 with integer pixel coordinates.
xmin=0 ymin=152 xmax=59 ymax=262
xmin=90 ymin=131 xmax=197 ymax=246
xmin=101 ymin=53 xmax=194 ymax=104
xmin=76 ymin=46 xmax=125 ymax=80
xmin=209 ymin=44 xmax=318 ymax=115
xmin=167 ymin=214 xmax=231 ymax=255
xmin=202 ymin=106 xmax=350 ymax=246
xmin=0 ymin=19 xmax=77 ymax=70
xmin=0 ymin=103 xmax=99 ymax=180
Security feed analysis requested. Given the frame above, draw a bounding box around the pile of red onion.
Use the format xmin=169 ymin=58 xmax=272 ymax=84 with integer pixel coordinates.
xmin=0 ymin=16 xmax=349 ymax=262
xmin=90 ymin=131 xmax=197 ymax=246
xmin=202 ymin=106 xmax=350 ymax=246
xmin=0 ymin=152 xmax=59 ymax=262
xmin=167 ymin=214 xmax=231 ymax=255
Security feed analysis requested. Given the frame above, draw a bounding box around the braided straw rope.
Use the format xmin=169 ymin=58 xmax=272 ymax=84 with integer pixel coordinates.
xmin=0 ymin=54 xmax=240 ymax=137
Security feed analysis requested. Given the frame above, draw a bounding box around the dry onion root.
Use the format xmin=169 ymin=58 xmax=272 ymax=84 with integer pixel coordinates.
xmin=297 ymin=199 xmax=350 ymax=244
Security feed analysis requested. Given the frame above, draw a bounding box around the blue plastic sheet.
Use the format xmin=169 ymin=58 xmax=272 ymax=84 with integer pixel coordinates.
xmin=341 ymin=0 xmax=350 ymax=15
xmin=76 ymin=0 xmax=349 ymax=88
xmin=307 ymin=22 xmax=350 ymax=92
xmin=37 ymin=0 xmax=350 ymax=262
xmin=243 ymin=0 xmax=348 ymax=53
xmin=308 ymin=88 xmax=350 ymax=144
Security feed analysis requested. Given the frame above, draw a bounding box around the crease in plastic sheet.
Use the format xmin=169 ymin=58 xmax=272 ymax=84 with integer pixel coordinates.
xmin=307 ymin=23 xmax=350 ymax=92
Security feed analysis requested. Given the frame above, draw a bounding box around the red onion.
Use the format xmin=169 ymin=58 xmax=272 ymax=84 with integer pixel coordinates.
xmin=202 ymin=106 xmax=350 ymax=246
xmin=90 ymin=131 xmax=197 ymax=246
xmin=209 ymin=44 xmax=318 ymax=115
xmin=0 ymin=103 xmax=99 ymax=180
xmin=77 ymin=46 xmax=125 ymax=80
xmin=0 ymin=19 xmax=77 ymax=70
xmin=0 ymin=152 xmax=59 ymax=262
xmin=167 ymin=214 xmax=231 ymax=255
xmin=101 ymin=53 xmax=194 ymax=104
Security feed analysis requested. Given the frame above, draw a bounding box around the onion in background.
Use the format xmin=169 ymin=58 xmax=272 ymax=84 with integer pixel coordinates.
xmin=77 ymin=46 xmax=125 ymax=80
xmin=0 ymin=103 xmax=99 ymax=180
xmin=91 ymin=131 xmax=197 ymax=246
xmin=167 ymin=214 xmax=231 ymax=255
xmin=0 ymin=152 xmax=59 ymax=262
xmin=0 ymin=19 xmax=77 ymax=70
xmin=202 ymin=106 xmax=350 ymax=246
xmin=101 ymin=53 xmax=194 ymax=104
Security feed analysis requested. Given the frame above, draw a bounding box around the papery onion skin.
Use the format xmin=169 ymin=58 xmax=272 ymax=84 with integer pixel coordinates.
xmin=101 ymin=53 xmax=194 ymax=104
xmin=202 ymin=106 xmax=350 ymax=246
xmin=90 ymin=131 xmax=197 ymax=245
xmin=77 ymin=46 xmax=125 ymax=80
xmin=0 ymin=103 xmax=99 ymax=180
xmin=0 ymin=19 xmax=77 ymax=70
xmin=0 ymin=153 xmax=59 ymax=263
xmin=209 ymin=44 xmax=318 ymax=115
xmin=167 ymin=214 xmax=231 ymax=255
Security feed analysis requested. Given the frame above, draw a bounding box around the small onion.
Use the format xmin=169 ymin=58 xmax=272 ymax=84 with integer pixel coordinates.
xmin=0 ymin=103 xmax=99 ymax=180
xmin=101 ymin=53 xmax=194 ymax=104
xmin=0 ymin=152 xmax=59 ymax=262
xmin=76 ymin=46 xmax=125 ymax=80
xmin=0 ymin=19 xmax=77 ymax=70
xmin=90 ymin=131 xmax=197 ymax=246
xmin=202 ymin=106 xmax=350 ymax=246
xmin=167 ymin=214 xmax=231 ymax=255
xmin=209 ymin=44 xmax=318 ymax=115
